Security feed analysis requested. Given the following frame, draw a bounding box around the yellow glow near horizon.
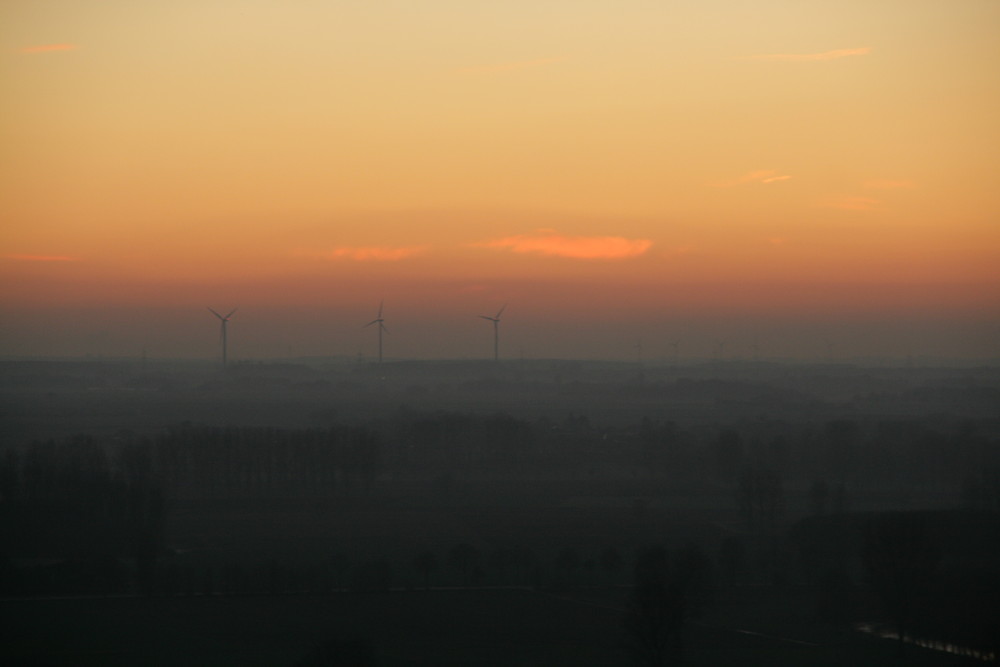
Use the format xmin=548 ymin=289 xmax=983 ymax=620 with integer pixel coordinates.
xmin=1 ymin=1 xmax=998 ymax=358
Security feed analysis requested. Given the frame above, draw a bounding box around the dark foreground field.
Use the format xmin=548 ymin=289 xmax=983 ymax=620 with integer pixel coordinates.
xmin=3 ymin=359 xmax=998 ymax=665
xmin=2 ymin=587 xmax=984 ymax=667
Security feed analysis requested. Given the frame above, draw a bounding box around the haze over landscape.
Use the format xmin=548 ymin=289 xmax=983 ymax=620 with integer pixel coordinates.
xmin=2 ymin=0 xmax=998 ymax=362
xmin=3 ymin=4 xmax=1000 ymax=666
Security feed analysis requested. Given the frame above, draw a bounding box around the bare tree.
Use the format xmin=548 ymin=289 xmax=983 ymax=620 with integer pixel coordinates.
xmin=412 ymin=550 xmax=438 ymax=590
xmin=449 ymin=543 xmax=481 ymax=586
xmin=737 ymin=468 xmax=784 ymax=534
xmin=624 ymin=545 xmax=713 ymax=666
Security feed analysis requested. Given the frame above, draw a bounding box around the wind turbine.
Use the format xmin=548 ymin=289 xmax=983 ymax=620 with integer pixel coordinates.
xmin=365 ymin=301 xmax=387 ymax=363
xmin=208 ymin=308 xmax=237 ymax=368
xmin=479 ymin=303 xmax=506 ymax=362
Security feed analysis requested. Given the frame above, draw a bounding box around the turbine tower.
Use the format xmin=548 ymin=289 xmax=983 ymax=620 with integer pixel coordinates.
xmin=479 ymin=303 xmax=506 ymax=362
xmin=208 ymin=307 xmax=237 ymax=368
xmin=365 ymin=301 xmax=387 ymax=364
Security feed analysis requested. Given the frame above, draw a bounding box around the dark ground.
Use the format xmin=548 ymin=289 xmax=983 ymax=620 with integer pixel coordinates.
xmin=2 ymin=587 xmax=984 ymax=666
xmin=2 ymin=359 xmax=998 ymax=665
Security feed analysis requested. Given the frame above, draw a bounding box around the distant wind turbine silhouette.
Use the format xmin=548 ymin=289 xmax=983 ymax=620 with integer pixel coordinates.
xmin=208 ymin=308 xmax=237 ymax=368
xmin=365 ymin=301 xmax=387 ymax=363
xmin=479 ymin=303 xmax=506 ymax=362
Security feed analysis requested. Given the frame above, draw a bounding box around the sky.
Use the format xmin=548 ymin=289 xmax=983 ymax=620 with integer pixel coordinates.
xmin=1 ymin=0 xmax=998 ymax=362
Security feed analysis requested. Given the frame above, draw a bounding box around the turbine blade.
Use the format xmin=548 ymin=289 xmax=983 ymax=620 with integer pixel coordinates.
xmin=364 ymin=319 xmax=379 ymax=327
xmin=225 ymin=308 xmax=238 ymax=319
xmin=380 ymin=323 xmax=388 ymax=333
xmin=377 ymin=300 xmax=383 ymax=317
xmin=479 ymin=315 xmax=495 ymax=321
xmin=208 ymin=307 xmax=223 ymax=320
xmin=496 ymin=303 xmax=507 ymax=318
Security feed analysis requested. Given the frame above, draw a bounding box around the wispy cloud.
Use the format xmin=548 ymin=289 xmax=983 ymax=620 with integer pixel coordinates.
xmin=458 ymin=56 xmax=567 ymax=75
xmin=745 ymin=47 xmax=871 ymax=62
xmin=711 ymin=170 xmax=792 ymax=187
xmin=19 ymin=43 xmax=77 ymax=54
xmin=822 ymin=195 xmax=882 ymax=212
xmin=323 ymin=245 xmax=428 ymax=261
xmin=863 ymin=179 xmax=915 ymax=190
xmin=475 ymin=230 xmax=652 ymax=260
xmin=4 ymin=254 xmax=79 ymax=262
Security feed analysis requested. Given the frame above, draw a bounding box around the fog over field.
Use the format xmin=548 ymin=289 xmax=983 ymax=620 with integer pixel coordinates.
xmin=2 ymin=357 xmax=998 ymax=665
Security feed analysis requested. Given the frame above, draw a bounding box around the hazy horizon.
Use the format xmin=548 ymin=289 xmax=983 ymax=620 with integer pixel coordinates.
xmin=1 ymin=302 xmax=994 ymax=364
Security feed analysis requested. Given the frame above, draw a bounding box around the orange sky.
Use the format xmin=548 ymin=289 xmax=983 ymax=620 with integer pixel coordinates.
xmin=1 ymin=1 xmax=998 ymax=360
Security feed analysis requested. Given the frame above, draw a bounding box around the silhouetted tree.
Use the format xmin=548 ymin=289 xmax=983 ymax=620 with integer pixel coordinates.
xmin=0 ymin=449 xmax=20 ymax=505
xmin=553 ymin=547 xmax=581 ymax=588
xmin=554 ymin=547 xmax=580 ymax=573
xmin=962 ymin=466 xmax=1000 ymax=511
xmin=808 ymin=479 xmax=830 ymax=516
xmin=433 ymin=471 xmax=456 ymax=506
xmin=625 ymin=546 xmax=683 ymax=666
xmin=202 ymin=565 xmax=215 ymax=596
xmin=448 ymin=543 xmax=480 ymax=586
xmin=412 ymin=550 xmax=438 ymax=589
xmin=713 ymin=430 xmax=743 ymax=483
xmin=512 ymin=546 xmax=537 ymax=587
xmin=736 ymin=468 xmax=784 ymax=534
xmin=640 ymin=418 xmax=678 ymax=476
xmin=600 ymin=546 xmax=623 ymax=583
xmin=266 ymin=558 xmax=283 ymax=595
xmin=673 ymin=544 xmax=714 ymax=618
xmin=351 ymin=560 xmax=393 ymax=592
xmin=719 ymin=535 xmax=746 ymax=586
xmin=488 ymin=545 xmax=516 ymax=585
xmin=825 ymin=419 xmax=860 ymax=482
xmin=328 ymin=551 xmax=351 ymax=592
xmin=830 ymin=480 xmax=849 ymax=514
